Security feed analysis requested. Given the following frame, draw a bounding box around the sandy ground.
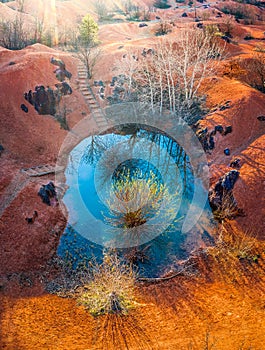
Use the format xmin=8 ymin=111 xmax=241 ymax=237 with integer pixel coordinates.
xmin=0 ymin=1 xmax=265 ymax=349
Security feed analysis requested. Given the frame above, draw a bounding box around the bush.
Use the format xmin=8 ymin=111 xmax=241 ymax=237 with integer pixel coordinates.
xmin=78 ymin=252 xmax=137 ymax=316
xmin=153 ymin=0 xmax=171 ymax=9
xmin=155 ymin=20 xmax=172 ymax=36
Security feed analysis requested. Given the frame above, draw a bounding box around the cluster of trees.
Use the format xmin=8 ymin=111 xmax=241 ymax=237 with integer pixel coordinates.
xmin=220 ymin=3 xmax=260 ymax=24
xmin=113 ymin=29 xmax=224 ymax=125
xmin=0 ymin=1 xmax=101 ymax=78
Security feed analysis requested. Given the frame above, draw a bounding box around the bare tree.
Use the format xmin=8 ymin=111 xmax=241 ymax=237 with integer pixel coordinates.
xmin=93 ymin=0 xmax=111 ymax=21
xmin=76 ymin=44 xmax=102 ymax=79
xmin=113 ymin=28 xmax=224 ymax=124
xmin=113 ymin=50 xmax=139 ymax=99
xmin=0 ymin=17 xmax=28 ymax=49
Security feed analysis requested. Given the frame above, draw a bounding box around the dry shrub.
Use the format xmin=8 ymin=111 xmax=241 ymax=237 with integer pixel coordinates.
xmin=208 ymin=223 xmax=260 ymax=262
xmin=77 ymin=251 xmax=137 ymax=316
xmin=212 ymin=192 xmax=243 ymax=222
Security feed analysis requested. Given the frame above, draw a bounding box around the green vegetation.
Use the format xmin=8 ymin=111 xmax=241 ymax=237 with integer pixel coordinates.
xmin=79 ymin=14 xmax=99 ymax=46
xmin=77 ymin=252 xmax=137 ymax=316
xmin=153 ymin=0 xmax=171 ymax=9
xmin=220 ymin=4 xmax=256 ymax=23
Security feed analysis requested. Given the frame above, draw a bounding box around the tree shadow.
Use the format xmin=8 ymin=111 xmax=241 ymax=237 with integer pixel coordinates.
xmin=93 ymin=313 xmax=160 ymax=350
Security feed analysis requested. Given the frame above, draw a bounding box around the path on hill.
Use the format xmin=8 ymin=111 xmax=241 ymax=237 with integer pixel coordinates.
xmin=0 ymin=64 xmax=111 ymax=219
xmin=0 ymin=164 xmax=63 ymax=218
xmin=77 ymin=62 xmax=110 ymax=131
xmin=0 ymin=172 xmax=30 ymax=218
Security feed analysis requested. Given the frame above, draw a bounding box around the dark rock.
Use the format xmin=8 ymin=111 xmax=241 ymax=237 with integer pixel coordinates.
xmin=50 ymin=57 xmax=66 ymax=70
xmin=221 ymin=170 xmax=239 ymax=190
xmin=224 ymin=148 xmax=230 ymax=156
xmin=20 ymin=104 xmax=28 ymax=113
xmin=230 ymin=158 xmax=241 ymax=168
xmin=209 ymin=170 xmax=240 ymax=211
xmin=9 ymin=61 xmax=16 ymax=65
xmin=139 ymin=23 xmax=148 ymax=28
xmin=209 ymin=135 xmax=215 ymax=150
xmin=54 ymin=68 xmax=72 ymax=82
xmin=182 ymin=12 xmax=188 ymax=17
xmin=257 ymin=115 xmax=265 ymax=121
xmin=215 ymin=125 xmax=223 ymax=134
xmin=55 ymin=82 xmax=72 ymax=95
xmin=221 ymin=36 xmax=231 ymax=43
xmin=38 ymin=182 xmax=57 ymax=206
xmin=224 ymin=125 xmax=232 ymax=135
xmin=25 ymin=211 xmax=38 ymax=224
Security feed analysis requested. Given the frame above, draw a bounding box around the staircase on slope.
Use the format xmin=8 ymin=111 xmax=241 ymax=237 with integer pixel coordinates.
xmin=77 ymin=63 xmax=110 ymax=131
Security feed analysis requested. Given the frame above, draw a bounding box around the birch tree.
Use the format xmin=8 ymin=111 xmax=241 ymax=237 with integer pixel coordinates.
xmin=114 ymin=28 xmax=224 ymax=124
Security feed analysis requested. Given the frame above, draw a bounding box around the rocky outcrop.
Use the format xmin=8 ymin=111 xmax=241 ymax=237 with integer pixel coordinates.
xmin=196 ymin=124 xmax=233 ymax=153
xmin=38 ymin=182 xmax=58 ymax=206
xmin=50 ymin=57 xmax=72 ymax=81
xmin=208 ymin=170 xmax=243 ymax=220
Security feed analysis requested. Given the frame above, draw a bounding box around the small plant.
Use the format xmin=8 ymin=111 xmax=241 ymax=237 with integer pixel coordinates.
xmin=212 ymin=192 xmax=242 ymax=222
xmin=105 ymin=168 xmax=180 ymax=247
xmin=55 ymin=104 xmax=71 ymax=130
xmin=212 ymin=223 xmax=259 ymax=262
xmin=77 ymin=251 xmax=137 ymax=316
xmin=155 ymin=20 xmax=172 ymax=36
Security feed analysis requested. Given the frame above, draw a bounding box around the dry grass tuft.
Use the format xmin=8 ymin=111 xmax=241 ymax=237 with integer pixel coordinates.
xmin=77 ymin=251 xmax=137 ymax=316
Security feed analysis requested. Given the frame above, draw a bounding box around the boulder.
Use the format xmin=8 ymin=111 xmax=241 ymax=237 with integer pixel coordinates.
xmin=208 ymin=170 xmax=240 ymax=211
xmin=224 ymin=148 xmax=230 ymax=156
xmin=20 ymin=104 xmax=28 ymax=113
xmin=38 ymin=182 xmax=57 ymax=206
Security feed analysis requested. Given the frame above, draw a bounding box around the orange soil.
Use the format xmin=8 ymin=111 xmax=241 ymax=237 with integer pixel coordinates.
xmin=0 ymin=2 xmax=265 ymax=349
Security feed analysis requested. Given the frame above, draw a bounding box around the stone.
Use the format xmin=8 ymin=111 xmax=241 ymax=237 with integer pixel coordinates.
xmin=230 ymin=158 xmax=241 ymax=168
xmin=224 ymin=148 xmax=230 ymax=156
xmin=215 ymin=125 xmax=223 ymax=134
xmin=208 ymin=170 xmax=240 ymax=211
xmin=20 ymin=104 xmax=28 ymax=113
xmin=38 ymin=182 xmax=57 ymax=206
xmin=224 ymin=125 xmax=232 ymax=135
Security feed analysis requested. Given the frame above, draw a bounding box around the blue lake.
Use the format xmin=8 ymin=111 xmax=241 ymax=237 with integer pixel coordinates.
xmin=57 ymin=126 xmax=213 ymax=277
